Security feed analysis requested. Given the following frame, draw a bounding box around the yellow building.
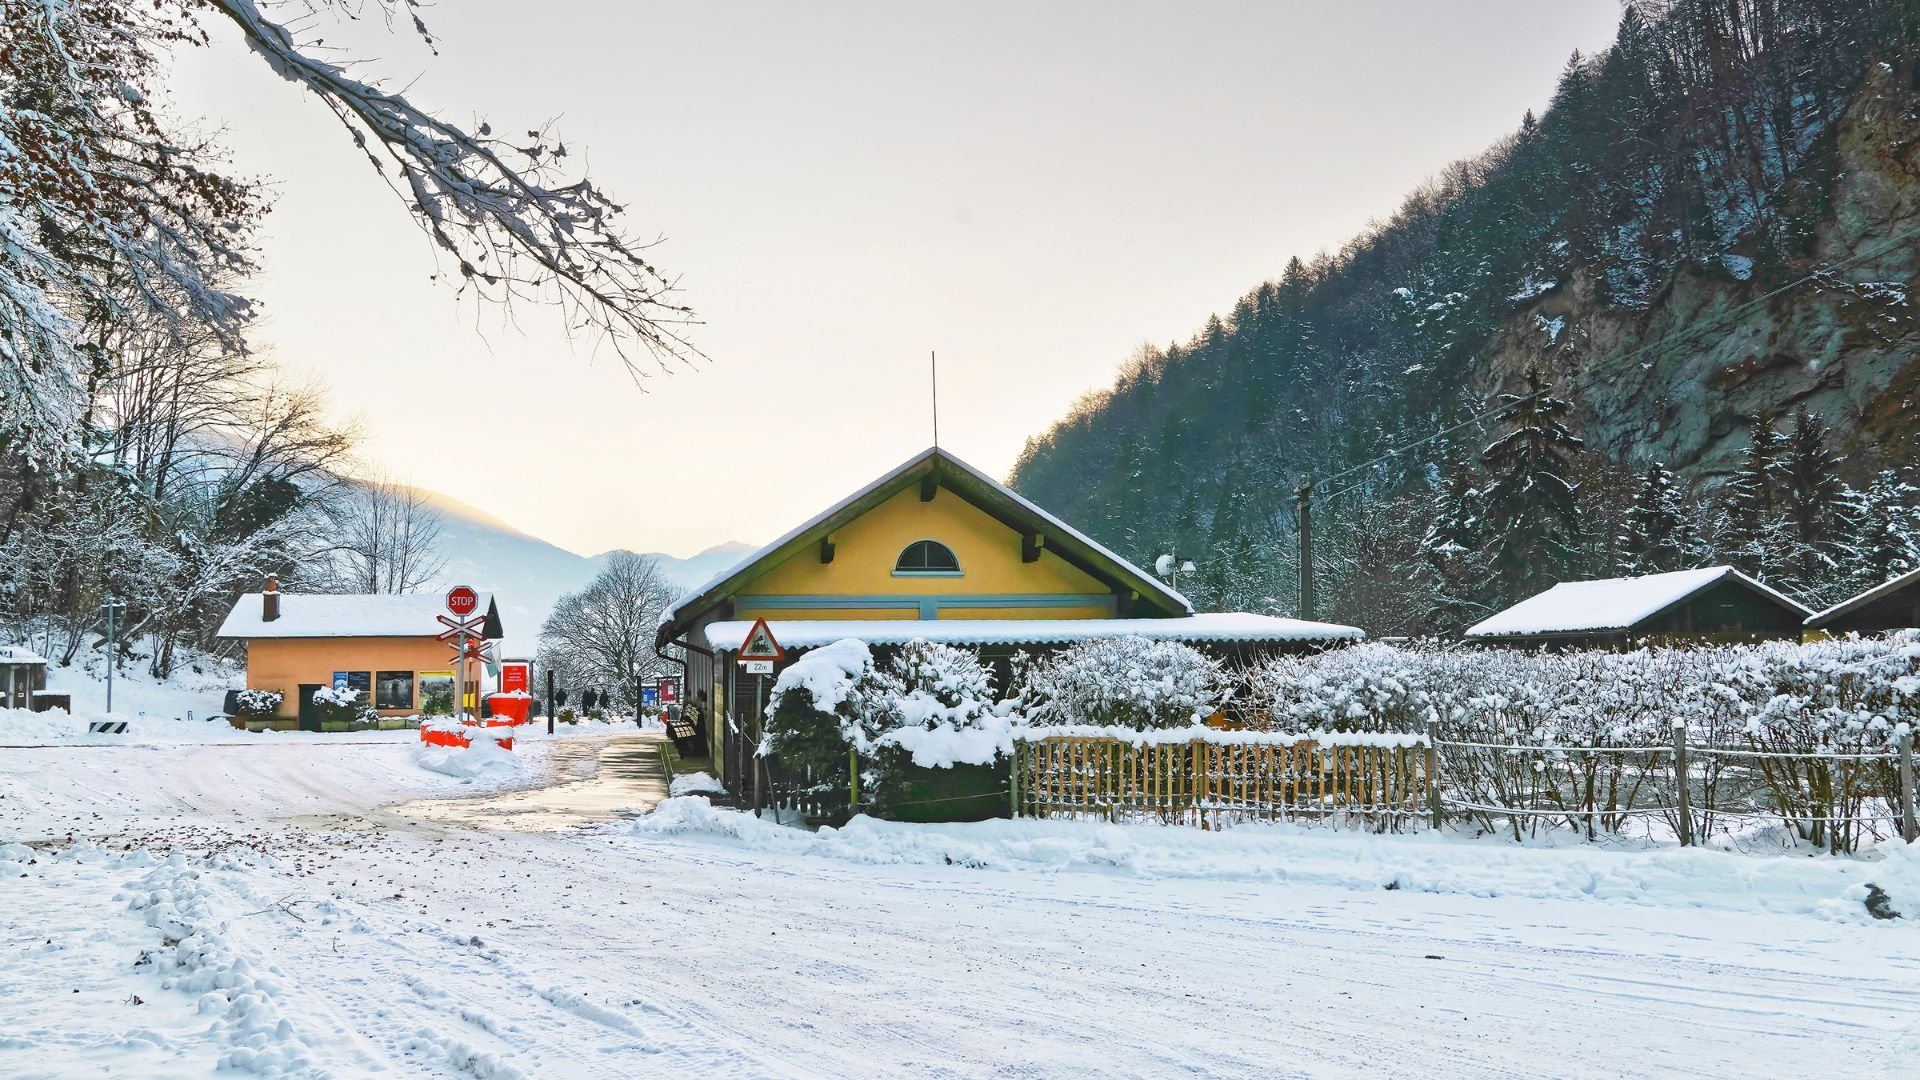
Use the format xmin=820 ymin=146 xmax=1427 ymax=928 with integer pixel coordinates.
xmin=217 ymin=579 xmax=502 ymax=730
xmin=655 ymin=447 xmax=1362 ymax=783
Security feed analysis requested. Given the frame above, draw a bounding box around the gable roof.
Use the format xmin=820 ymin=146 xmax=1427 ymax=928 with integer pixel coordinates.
xmin=658 ymin=447 xmax=1191 ymax=643
xmin=216 ymin=592 xmax=504 ymax=640
xmin=1464 ymin=566 xmax=1811 ymax=640
xmin=1807 ymin=565 xmax=1920 ymax=628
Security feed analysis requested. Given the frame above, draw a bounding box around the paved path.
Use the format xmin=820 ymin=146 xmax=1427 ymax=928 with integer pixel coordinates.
xmin=388 ymin=732 xmax=672 ymax=831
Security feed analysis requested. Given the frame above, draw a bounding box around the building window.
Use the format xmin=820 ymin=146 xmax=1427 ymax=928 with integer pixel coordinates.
xmin=419 ymin=671 xmax=456 ymax=716
xmin=331 ymin=670 xmax=371 ymax=704
xmin=894 ymin=539 xmax=961 ymax=575
xmin=376 ymin=671 xmax=414 ymax=710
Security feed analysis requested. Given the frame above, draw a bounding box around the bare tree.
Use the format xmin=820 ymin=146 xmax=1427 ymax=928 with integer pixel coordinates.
xmin=325 ymin=475 xmax=447 ymax=595
xmin=538 ymin=552 xmax=678 ymax=712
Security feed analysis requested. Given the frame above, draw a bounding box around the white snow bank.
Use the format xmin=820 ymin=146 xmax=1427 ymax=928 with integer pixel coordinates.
xmin=668 ymin=771 xmax=726 ymax=797
xmin=1011 ymin=724 xmax=1427 ymax=749
xmin=630 ymin=798 xmax=1920 ymax=924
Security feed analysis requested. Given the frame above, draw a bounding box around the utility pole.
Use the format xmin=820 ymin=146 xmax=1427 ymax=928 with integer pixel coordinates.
xmin=104 ymin=597 xmax=123 ymax=714
xmin=1295 ymin=483 xmax=1315 ymax=622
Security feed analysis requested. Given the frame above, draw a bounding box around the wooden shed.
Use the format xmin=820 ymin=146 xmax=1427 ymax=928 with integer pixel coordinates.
xmin=1464 ymin=566 xmax=1812 ymax=650
xmin=1806 ymin=567 xmax=1920 ymax=635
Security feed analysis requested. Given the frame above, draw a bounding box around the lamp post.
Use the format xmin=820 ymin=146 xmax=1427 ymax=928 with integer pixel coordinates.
xmin=1154 ymin=553 xmax=1197 ymax=594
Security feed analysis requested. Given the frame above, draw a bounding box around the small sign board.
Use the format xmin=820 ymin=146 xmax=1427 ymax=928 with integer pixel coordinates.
xmin=445 ymin=585 xmax=480 ymax=618
xmin=744 ymin=659 xmax=774 ymax=675
xmin=641 ymin=685 xmax=660 ymax=709
xmin=500 ymin=660 xmax=530 ymax=695
xmin=658 ymin=676 xmax=679 ymax=704
xmin=737 ymin=618 xmax=784 ymax=662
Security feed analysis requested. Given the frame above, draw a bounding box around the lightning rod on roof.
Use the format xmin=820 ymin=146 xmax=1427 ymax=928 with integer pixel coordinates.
xmin=930 ymin=350 xmax=940 ymax=449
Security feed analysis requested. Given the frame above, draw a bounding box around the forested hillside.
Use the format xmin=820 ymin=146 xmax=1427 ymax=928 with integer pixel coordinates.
xmin=1009 ymin=0 xmax=1920 ymax=634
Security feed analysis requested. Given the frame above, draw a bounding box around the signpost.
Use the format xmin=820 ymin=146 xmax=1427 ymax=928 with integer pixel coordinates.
xmin=735 ymin=619 xmax=783 ymax=816
xmin=445 ymin=586 xmax=480 ymax=718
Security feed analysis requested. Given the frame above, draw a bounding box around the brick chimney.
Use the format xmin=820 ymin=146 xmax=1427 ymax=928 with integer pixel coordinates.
xmin=263 ymin=574 xmax=280 ymax=622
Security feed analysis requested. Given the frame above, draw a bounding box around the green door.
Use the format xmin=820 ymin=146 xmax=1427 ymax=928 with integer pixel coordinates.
xmin=297 ymin=684 xmax=324 ymax=732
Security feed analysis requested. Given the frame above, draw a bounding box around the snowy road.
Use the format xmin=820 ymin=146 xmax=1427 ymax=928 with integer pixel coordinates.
xmin=4 ymin=736 xmax=1919 ymax=1077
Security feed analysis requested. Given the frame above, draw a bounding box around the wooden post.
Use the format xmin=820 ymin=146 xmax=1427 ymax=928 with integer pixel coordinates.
xmin=1009 ymin=740 xmax=1021 ymax=819
xmin=1424 ymin=719 xmax=1442 ymax=830
xmin=1672 ymin=720 xmax=1693 ymax=847
xmin=1900 ymin=727 xmax=1917 ymax=844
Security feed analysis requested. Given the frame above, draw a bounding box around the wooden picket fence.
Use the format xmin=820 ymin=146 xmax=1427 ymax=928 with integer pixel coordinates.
xmin=1011 ymin=734 xmax=1429 ymax=829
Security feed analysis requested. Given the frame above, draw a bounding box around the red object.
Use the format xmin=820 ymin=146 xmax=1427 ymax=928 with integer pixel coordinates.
xmin=420 ymin=723 xmax=514 ymax=750
xmin=501 ymin=661 xmax=530 ymax=695
xmin=658 ymin=676 xmax=679 ymax=705
xmin=485 ymin=692 xmax=530 ymax=725
xmin=445 ymin=585 xmax=480 ymax=618
xmin=737 ymin=618 xmax=784 ymax=661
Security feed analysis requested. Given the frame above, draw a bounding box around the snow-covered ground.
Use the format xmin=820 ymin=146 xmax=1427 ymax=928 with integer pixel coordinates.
xmin=5 ymin=708 xmax=1920 ymax=1076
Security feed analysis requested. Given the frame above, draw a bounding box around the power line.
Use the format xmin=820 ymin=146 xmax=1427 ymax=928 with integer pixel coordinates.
xmin=1302 ymin=218 xmax=1920 ymax=503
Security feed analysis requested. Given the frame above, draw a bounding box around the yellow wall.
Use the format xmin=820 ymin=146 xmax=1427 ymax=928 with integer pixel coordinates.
xmin=734 ymin=486 xmax=1112 ymax=615
xmin=246 ymin=637 xmax=469 ymax=716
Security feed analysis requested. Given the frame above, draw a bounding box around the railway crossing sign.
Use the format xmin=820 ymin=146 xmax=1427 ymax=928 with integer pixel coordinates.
xmin=737 ymin=618 xmax=783 ymax=663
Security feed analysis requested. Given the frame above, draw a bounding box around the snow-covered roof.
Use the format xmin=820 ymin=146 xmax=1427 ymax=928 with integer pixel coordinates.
xmin=0 ymin=645 xmax=48 ymax=665
xmin=1464 ymin=566 xmax=1810 ymax=639
xmin=1806 ymin=565 xmax=1920 ymax=628
xmin=660 ymin=447 xmax=1192 ymax=636
xmin=216 ymin=592 xmax=503 ymax=640
xmin=703 ymin=613 xmax=1363 ymax=652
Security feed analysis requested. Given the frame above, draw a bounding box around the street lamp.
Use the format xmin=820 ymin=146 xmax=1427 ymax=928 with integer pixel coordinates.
xmin=1154 ymin=553 xmax=1197 ymax=593
xmin=102 ymin=596 xmax=126 ymax=715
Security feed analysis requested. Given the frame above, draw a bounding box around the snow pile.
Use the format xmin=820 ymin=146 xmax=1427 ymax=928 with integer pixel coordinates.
xmin=415 ymin=719 xmax=524 ymax=781
xmin=668 ymin=771 xmax=726 ymax=796
xmin=630 ymin=801 xmax=1920 ymax=924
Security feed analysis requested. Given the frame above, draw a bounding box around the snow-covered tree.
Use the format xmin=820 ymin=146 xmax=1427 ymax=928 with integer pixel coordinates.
xmin=1016 ymin=636 xmax=1227 ymax=730
xmin=1479 ymin=367 xmax=1584 ymax=603
xmin=1619 ymin=463 xmax=1706 ymax=575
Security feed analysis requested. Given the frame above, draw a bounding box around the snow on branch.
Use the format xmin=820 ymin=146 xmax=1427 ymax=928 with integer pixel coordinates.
xmin=207 ymin=0 xmax=702 ymax=374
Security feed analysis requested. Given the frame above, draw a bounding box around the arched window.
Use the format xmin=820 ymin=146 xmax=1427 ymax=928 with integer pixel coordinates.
xmin=894 ymin=539 xmax=961 ymax=575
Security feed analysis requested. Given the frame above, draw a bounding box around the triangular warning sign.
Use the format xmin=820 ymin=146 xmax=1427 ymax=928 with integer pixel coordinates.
xmin=737 ymin=618 xmax=784 ymax=662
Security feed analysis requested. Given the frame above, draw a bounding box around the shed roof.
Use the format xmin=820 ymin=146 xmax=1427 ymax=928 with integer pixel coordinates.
xmin=703 ymin=613 xmax=1362 ymax=652
xmin=216 ymin=592 xmax=503 ymax=640
xmin=0 ymin=645 xmax=48 ymax=665
xmin=658 ymin=447 xmax=1191 ymax=644
xmin=1806 ymin=566 xmax=1920 ymax=629
xmin=1464 ymin=566 xmax=1810 ymax=640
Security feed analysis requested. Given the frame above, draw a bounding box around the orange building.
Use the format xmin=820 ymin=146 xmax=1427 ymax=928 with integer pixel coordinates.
xmin=216 ymin=578 xmax=503 ymax=730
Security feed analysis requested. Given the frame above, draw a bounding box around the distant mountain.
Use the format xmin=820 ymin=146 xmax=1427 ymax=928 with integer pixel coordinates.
xmin=416 ymin=488 xmax=752 ymax=656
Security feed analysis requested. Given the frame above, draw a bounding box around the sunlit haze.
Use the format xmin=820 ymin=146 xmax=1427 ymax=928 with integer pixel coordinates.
xmin=171 ymin=1 xmax=1621 ymax=557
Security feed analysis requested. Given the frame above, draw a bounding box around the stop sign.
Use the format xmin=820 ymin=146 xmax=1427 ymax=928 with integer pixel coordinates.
xmin=445 ymin=585 xmax=480 ymax=617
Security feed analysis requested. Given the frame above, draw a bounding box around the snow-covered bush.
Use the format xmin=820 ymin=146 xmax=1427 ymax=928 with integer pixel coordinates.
xmin=881 ymin=640 xmax=1008 ymax=770
xmin=761 ymin=640 xmax=905 ymax=809
xmin=233 ymin=688 xmax=283 ymax=719
xmin=1241 ymin=636 xmax=1920 ymax=849
xmin=1018 ymin=636 xmax=1226 ymax=730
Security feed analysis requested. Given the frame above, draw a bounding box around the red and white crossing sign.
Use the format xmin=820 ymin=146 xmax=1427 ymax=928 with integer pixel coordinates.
xmin=436 ymin=613 xmax=488 ymax=642
xmin=445 ymin=585 xmax=480 ymax=618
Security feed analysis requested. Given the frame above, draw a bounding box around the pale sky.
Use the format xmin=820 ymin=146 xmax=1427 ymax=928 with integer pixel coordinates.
xmin=171 ymin=1 xmax=1622 ymax=557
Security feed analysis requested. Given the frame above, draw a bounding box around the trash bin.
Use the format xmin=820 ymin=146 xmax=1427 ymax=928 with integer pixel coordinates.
xmin=483 ymin=692 xmax=531 ymax=725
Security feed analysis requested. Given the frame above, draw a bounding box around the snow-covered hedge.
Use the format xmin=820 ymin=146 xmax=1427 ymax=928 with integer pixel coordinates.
xmin=1242 ymin=637 xmax=1920 ymax=850
xmin=1015 ymin=636 xmax=1228 ymax=731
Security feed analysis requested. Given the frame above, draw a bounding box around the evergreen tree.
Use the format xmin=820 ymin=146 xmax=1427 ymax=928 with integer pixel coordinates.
xmin=1721 ymin=415 xmax=1791 ymax=577
xmin=1416 ymin=451 xmax=1492 ymax=633
xmin=1479 ymin=368 xmax=1584 ymax=604
xmin=1618 ymin=463 xmax=1704 ymax=575
xmin=1780 ymin=408 xmax=1849 ymax=596
xmin=1840 ymin=469 xmax=1920 ymax=594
